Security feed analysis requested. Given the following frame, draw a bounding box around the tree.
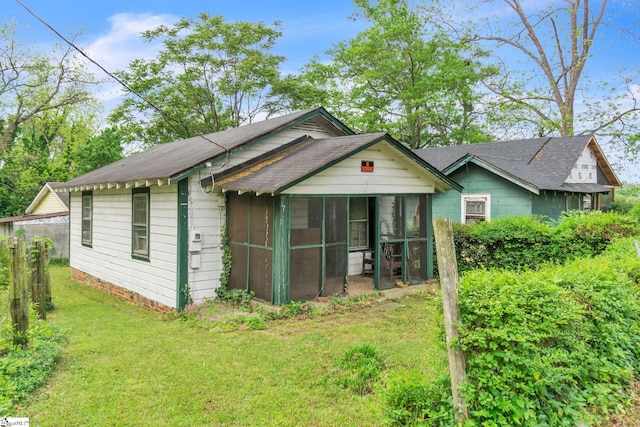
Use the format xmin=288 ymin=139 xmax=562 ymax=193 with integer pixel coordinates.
xmin=110 ymin=13 xmax=286 ymax=146
xmin=463 ymin=0 xmax=640 ymax=151
xmin=71 ymin=127 xmax=124 ymax=176
xmin=277 ymin=0 xmax=496 ymax=149
xmin=0 ymin=21 xmax=93 ymax=159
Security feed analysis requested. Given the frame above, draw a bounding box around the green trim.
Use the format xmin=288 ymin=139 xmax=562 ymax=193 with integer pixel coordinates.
xmin=176 ymin=179 xmax=189 ymax=309
xmin=131 ymin=187 xmax=150 ymax=261
xmin=272 ymin=195 xmax=290 ymax=304
xmin=170 ymin=107 xmax=355 ymax=183
xmin=445 ymin=155 xmax=540 ymax=195
xmin=426 ymin=194 xmax=434 ymax=279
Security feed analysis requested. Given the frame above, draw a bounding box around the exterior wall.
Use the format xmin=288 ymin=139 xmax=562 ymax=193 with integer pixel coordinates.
xmin=433 ymin=164 xmax=533 ymax=222
xmin=31 ymin=191 xmax=67 ymax=214
xmin=285 ymin=142 xmax=437 ymax=195
xmin=70 ymin=185 xmax=179 ymax=308
xmin=531 ymin=191 xmax=569 ymax=219
xmin=13 ymin=215 xmax=69 ymax=259
xmin=185 ymin=175 xmax=226 ymax=303
xmin=566 ymin=146 xmax=598 ymax=184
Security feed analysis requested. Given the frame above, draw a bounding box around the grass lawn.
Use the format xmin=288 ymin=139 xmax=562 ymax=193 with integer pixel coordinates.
xmin=15 ymin=267 xmax=447 ymax=426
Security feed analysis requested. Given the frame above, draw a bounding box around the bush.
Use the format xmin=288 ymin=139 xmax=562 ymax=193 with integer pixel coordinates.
xmin=453 ymin=216 xmax=556 ymax=273
xmin=452 ymin=211 xmax=640 ymax=273
xmin=455 ymin=241 xmax=640 ymax=426
xmin=553 ymin=211 xmax=640 ymax=258
xmin=0 ymin=308 xmax=65 ymax=414
xmin=384 ymin=372 xmax=454 ymax=426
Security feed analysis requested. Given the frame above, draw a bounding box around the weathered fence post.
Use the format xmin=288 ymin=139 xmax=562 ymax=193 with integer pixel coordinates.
xmin=433 ymin=218 xmax=468 ymax=422
xmin=8 ymin=237 xmax=29 ymax=346
xmin=30 ymin=239 xmax=49 ymax=320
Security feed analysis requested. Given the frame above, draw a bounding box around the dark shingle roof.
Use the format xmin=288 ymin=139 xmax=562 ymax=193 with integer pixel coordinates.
xmin=415 ymin=135 xmax=620 ymax=193
xmin=215 ymin=133 xmax=388 ymax=194
xmin=61 ymin=108 xmax=349 ymax=188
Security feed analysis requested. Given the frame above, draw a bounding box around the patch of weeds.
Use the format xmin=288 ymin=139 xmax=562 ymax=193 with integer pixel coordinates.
xmin=336 ymin=343 xmax=385 ymax=396
xmin=383 ymin=371 xmax=454 ymax=426
xmin=0 ymin=310 xmax=65 ymax=414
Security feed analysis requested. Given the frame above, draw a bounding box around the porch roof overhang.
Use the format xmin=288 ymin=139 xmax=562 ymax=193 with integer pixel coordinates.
xmin=204 ymin=133 xmax=462 ymax=195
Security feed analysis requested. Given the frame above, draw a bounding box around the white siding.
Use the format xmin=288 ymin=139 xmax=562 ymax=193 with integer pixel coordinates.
xmin=70 ymin=185 xmax=179 ymax=307
xmin=566 ymin=146 xmax=598 ymax=184
xmin=185 ymin=175 xmax=225 ymax=303
xmin=285 ymin=142 xmax=438 ymax=195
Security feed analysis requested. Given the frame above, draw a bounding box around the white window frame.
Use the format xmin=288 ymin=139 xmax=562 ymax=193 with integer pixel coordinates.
xmin=461 ymin=194 xmax=491 ymax=224
xmin=132 ymin=188 xmax=150 ymax=259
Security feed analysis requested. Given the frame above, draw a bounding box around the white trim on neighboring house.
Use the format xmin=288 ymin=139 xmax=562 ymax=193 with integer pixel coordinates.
xmin=461 ymin=194 xmax=491 ymax=224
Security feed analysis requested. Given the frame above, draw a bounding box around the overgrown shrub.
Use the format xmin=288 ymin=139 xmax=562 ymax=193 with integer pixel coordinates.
xmin=455 ymin=241 xmax=640 ymax=426
xmin=453 ymin=211 xmax=640 ymax=273
xmin=553 ymin=211 xmax=640 ymax=258
xmin=0 ymin=307 xmax=65 ymax=414
xmin=454 ymin=216 xmax=555 ymax=273
xmin=384 ymin=372 xmax=454 ymax=426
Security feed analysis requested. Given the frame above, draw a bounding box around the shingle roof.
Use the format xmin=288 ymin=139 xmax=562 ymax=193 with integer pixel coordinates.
xmin=415 ymin=135 xmax=621 ymax=193
xmin=212 ymin=132 xmax=461 ymax=194
xmin=60 ymin=107 xmax=349 ymax=189
xmin=215 ymin=133 xmax=388 ymax=194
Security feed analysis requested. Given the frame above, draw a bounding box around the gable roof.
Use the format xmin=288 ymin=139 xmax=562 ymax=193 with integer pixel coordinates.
xmin=415 ymin=135 xmax=621 ymax=194
xmin=58 ymin=107 xmax=353 ymax=191
xmin=25 ymin=182 xmax=70 ymax=214
xmin=208 ymin=133 xmax=461 ymax=195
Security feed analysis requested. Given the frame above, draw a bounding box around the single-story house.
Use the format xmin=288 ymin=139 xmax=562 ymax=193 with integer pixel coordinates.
xmin=56 ymin=107 xmax=460 ymax=311
xmin=414 ymin=135 xmax=621 ymax=223
xmin=0 ymin=182 xmax=70 ymax=259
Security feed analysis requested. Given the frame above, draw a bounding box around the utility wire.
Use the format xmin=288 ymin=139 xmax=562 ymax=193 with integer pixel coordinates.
xmin=15 ymin=0 xmax=230 ymax=161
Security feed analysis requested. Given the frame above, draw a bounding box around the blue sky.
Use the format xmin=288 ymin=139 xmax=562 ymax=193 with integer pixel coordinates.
xmin=4 ymin=0 xmax=640 ymax=182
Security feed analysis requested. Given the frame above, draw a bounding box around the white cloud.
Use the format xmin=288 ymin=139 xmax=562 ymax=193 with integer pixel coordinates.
xmin=82 ymin=13 xmax=176 ymax=102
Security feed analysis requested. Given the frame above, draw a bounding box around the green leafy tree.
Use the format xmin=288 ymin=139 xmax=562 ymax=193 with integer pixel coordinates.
xmin=278 ymin=0 xmax=496 ymax=148
xmin=110 ymin=12 xmax=286 ymax=146
xmin=70 ymin=127 xmax=124 ymax=176
xmin=0 ymin=21 xmax=93 ymax=159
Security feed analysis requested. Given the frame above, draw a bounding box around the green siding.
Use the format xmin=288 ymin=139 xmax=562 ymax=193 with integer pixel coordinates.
xmin=433 ymin=164 xmax=533 ymax=222
xmin=532 ymin=191 xmax=568 ymax=220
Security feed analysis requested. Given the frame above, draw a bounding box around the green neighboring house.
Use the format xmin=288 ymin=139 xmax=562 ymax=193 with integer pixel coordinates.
xmin=415 ymin=135 xmax=622 ymax=223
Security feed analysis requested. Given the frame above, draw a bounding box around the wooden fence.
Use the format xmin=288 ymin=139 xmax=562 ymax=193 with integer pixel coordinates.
xmin=6 ymin=236 xmax=51 ymax=345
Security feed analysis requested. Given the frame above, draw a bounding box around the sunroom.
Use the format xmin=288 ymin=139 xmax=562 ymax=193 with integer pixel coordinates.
xmin=207 ymin=133 xmax=460 ymax=305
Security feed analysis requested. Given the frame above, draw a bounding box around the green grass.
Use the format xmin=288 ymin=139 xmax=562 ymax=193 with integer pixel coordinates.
xmin=15 ymin=267 xmax=447 ymax=426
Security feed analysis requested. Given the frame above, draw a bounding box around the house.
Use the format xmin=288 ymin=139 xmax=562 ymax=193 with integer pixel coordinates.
xmin=414 ymin=135 xmax=621 ymax=224
xmin=0 ymin=182 xmax=70 ymax=259
xmin=56 ymin=108 xmax=460 ymax=311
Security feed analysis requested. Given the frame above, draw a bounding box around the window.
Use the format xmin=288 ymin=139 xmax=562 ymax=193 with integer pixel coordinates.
xmin=349 ymin=197 xmax=369 ymax=249
xmin=81 ymin=191 xmax=92 ymax=246
xmin=462 ymin=194 xmax=490 ymax=224
xmin=132 ymin=188 xmax=150 ymax=259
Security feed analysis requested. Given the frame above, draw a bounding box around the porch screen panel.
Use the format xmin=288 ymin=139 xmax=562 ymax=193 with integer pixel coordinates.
xmin=290 ymin=198 xmax=322 ymax=246
xmin=228 ymin=194 xmax=249 ymax=242
xmin=379 ymin=241 xmax=403 ymax=289
xmin=380 ymin=196 xmax=404 ymax=240
xmin=325 ymin=197 xmax=347 ymax=296
xmin=407 ymin=241 xmax=428 ymax=283
xmin=250 ymin=196 xmax=272 ymax=247
xmin=249 ymin=247 xmax=272 ymax=301
xmin=405 ymin=196 xmax=427 ymax=238
xmin=229 ymin=244 xmax=248 ymax=290
xmin=290 ymin=248 xmax=321 ymax=301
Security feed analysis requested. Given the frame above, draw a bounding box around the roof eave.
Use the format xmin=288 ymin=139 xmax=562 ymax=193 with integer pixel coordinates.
xmin=445 ymin=155 xmax=541 ymax=195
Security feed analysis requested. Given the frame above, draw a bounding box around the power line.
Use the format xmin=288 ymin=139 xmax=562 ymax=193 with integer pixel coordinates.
xmin=15 ymin=0 xmax=230 ymax=162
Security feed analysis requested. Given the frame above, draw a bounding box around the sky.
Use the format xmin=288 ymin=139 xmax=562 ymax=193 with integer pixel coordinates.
xmin=3 ymin=0 xmax=640 ymax=183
